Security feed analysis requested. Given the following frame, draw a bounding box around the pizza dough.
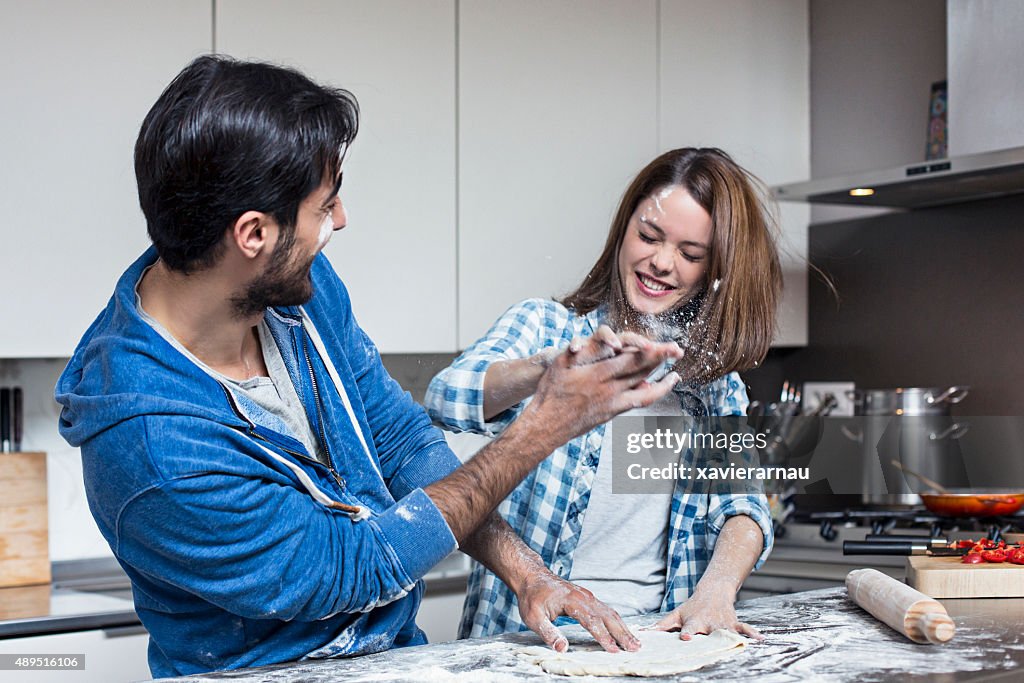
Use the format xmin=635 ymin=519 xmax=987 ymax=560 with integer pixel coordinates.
xmin=518 ymin=629 xmax=749 ymax=677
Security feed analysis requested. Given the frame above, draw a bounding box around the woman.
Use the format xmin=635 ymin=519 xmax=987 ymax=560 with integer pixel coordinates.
xmin=425 ymin=148 xmax=781 ymax=642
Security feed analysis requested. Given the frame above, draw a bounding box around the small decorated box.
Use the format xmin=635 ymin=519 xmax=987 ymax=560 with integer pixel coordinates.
xmin=926 ymin=80 xmax=947 ymax=161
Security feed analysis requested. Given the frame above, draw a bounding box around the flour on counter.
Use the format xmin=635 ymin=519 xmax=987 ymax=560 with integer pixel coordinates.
xmin=159 ymin=587 xmax=1024 ymax=683
xmin=734 ymin=588 xmax=1005 ymax=682
xmin=373 ymin=666 xmax=524 ymax=682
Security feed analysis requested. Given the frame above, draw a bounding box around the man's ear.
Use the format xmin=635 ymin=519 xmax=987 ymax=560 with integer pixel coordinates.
xmin=230 ymin=211 xmax=275 ymax=260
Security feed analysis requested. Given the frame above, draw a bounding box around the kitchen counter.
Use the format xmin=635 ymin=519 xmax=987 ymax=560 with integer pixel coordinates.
xmin=0 ymin=552 xmax=470 ymax=641
xmin=0 ymin=583 xmax=140 ymax=639
xmin=158 ymin=587 xmax=1024 ymax=682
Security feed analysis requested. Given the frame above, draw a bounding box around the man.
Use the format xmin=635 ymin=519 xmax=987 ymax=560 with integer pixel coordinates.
xmin=55 ymin=55 xmax=682 ymax=678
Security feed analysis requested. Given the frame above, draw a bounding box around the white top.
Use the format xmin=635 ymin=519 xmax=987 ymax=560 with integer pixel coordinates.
xmin=568 ymin=395 xmax=679 ymax=616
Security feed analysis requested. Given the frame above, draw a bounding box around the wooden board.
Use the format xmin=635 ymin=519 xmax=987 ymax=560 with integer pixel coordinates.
xmin=0 ymin=584 xmax=50 ymax=620
xmin=0 ymin=452 xmax=50 ymax=588
xmin=906 ymin=555 xmax=1024 ymax=598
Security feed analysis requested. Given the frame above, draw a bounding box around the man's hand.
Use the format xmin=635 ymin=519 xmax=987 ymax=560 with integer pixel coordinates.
xmin=521 ymin=335 xmax=681 ymax=447
xmin=483 ymin=325 xmax=680 ymax=421
xmin=651 ymin=580 xmax=763 ymax=641
xmin=566 ymin=325 xmax=678 ymax=368
xmin=516 ymin=567 xmax=640 ymax=654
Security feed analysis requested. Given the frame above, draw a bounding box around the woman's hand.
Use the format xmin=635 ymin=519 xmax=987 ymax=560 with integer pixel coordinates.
xmin=651 ymin=516 xmax=767 ymax=642
xmin=650 ymin=583 xmax=762 ymax=640
xmin=565 ymin=325 xmax=624 ymax=363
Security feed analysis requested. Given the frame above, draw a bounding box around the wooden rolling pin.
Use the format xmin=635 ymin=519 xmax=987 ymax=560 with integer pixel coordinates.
xmin=846 ymin=568 xmax=955 ymax=644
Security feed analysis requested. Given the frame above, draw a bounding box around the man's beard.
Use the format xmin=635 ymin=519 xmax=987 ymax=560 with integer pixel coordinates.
xmin=231 ymin=230 xmax=316 ymax=318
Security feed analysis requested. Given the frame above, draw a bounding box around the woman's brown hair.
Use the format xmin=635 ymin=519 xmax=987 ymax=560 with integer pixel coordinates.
xmin=561 ymin=147 xmax=782 ymax=386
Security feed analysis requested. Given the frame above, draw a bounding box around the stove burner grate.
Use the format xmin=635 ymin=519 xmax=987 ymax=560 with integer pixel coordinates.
xmin=793 ymin=507 xmax=1024 ymax=542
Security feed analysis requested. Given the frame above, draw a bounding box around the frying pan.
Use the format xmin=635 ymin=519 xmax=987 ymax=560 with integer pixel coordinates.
xmin=919 ymin=489 xmax=1024 ymax=517
xmin=891 ymin=460 xmax=1024 ymax=517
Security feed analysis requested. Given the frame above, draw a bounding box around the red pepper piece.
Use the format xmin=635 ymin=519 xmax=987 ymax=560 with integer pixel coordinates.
xmin=961 ymin=553 xmax=985 ymax=564
xmin=981 ymin=550 xmax=1008 ymax=563
xmin=1008 ymin=549 xmax=1024 ymax=565
xmin=956 ymin=539 xmax=975 ymax=549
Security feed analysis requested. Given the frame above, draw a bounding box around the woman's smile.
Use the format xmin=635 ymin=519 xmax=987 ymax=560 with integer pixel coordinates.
xmin=635 ymin=272 xmax=677 ymax=296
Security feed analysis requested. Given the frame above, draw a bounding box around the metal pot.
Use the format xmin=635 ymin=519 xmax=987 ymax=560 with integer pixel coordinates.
xmin=850 ymin=386 xmax=969 ymax=417
xmin=846 ymin=386 xmax=970 ymax=505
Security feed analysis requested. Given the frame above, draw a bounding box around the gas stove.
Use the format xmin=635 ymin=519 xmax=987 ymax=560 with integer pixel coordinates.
xmin=740 ymin=504 xmax=1024 ymax=600
xmin=787 ymin=506 xmax=1024 ymax=544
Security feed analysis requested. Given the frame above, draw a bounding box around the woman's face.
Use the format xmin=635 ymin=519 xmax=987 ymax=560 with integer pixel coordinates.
xmin=616 ymin=186 xmax=712 ymax=317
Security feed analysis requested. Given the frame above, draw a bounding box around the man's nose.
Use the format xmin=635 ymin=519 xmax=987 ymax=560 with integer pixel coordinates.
xmin=333 ymin=199 xmax=347 ymax=230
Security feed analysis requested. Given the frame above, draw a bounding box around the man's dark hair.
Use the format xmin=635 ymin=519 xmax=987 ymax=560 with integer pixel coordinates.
xmin=134 ymin=55 xmax=359 ymax=273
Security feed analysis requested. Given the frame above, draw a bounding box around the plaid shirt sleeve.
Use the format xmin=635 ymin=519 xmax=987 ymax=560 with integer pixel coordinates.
xmin=703 ymin=372 xmax=774 ymax=569
xmin=424 ymin=299 xmax=568 ymax=436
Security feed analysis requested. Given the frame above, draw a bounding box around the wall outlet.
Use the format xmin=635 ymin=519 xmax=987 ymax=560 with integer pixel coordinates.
xmin=802 ymin=381 xmax=856 ymax=416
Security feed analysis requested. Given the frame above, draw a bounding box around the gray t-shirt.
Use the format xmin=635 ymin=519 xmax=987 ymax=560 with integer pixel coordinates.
xmin=135 ymin=282 xmax=326 ymax=464
xmin=567 ymin=396 xmax=679 ymax=616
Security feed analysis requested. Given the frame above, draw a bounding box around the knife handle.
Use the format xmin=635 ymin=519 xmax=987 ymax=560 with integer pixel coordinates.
xmin=12 ymin=387 xmax=22 ymax=452
xmin=0 ymin=387 xmax=10 ymax=453
xmin=844 ymin=541 xmax=917 ymax=555
xmin=865 ymin=534 xmax=948 ymax=545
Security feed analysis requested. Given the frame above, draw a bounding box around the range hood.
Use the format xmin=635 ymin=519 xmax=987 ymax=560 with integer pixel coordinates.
xmin=772 ymin=145 xmax=1024 ymax=209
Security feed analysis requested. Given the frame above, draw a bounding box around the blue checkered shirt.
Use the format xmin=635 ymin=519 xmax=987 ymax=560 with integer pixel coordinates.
xmin=424 ymin=298 xmax=773 ymax=638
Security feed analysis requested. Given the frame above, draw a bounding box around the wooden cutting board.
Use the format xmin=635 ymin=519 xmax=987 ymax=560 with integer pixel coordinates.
xmin=0 ymin=452 xmax=50 ymax=588
xmin=906 ymin=555 xmax=1024 ymax=598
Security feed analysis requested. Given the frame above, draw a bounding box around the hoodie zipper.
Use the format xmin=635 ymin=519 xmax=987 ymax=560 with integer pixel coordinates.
xmin=301 ymin=335 xmax=334 ymax=468
xmin=218 ymin=383 xmax=347 ymax=492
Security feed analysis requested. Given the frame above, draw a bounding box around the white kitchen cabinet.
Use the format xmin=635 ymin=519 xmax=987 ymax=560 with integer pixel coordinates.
xmin=659 ymin=0 xmax=810 ymax=346
xmin=948 ymin=0 xmax=1024 ymax=156
xmin=416 ymin=590 xmax=466 ymax=645
xmin=457 ymin=0 xmax=809 ymax=349
xmin=216 ymin=0 xmax=458 ymax=353
xmin=457 ymin=0 xmax=659 ymax=347
xmin=1 ymin=2 xmax=809 ymax=357
xmin=0 ymin=626 xmax=151 ymax=683
xmin=0 ymin=1 xmax=212 ymax=358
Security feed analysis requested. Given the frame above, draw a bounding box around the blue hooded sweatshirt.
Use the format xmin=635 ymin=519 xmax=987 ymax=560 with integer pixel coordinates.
xmin=56 ymin=248 xmax=460 ymax=678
